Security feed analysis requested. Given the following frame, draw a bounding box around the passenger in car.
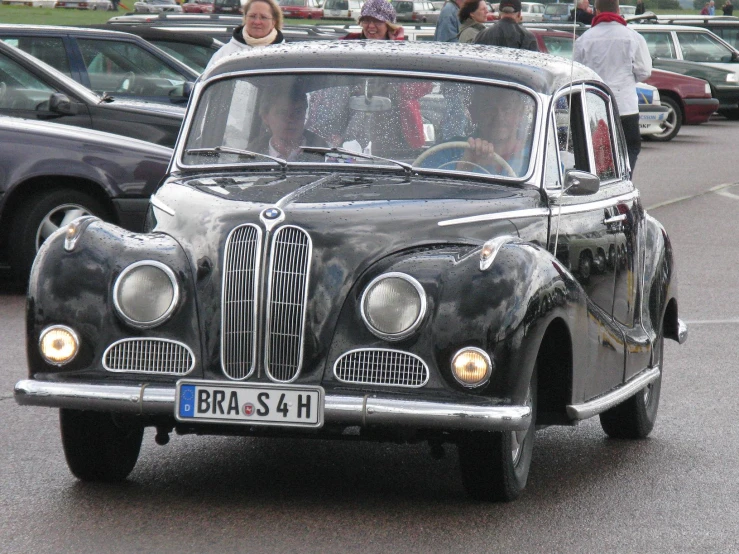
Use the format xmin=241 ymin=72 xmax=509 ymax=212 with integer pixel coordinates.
xmin=249 ymin=90 xmax=328 ymax=161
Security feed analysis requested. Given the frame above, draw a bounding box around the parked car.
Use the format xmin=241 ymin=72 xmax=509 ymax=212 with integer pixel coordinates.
xmin=638 ymin=13 xmax=739 ymax=52
xmin=86 ymin=24 xmax=222 ymax=73
xmin=54 ymin=0 xmax=111 ymax=9
xmin=0 ymin=24 xmax=199 ymax=105
xmin=635 ymin=82 xmax=670 ymax=137
xmin=134 ymin=0 xmax=183 ymax=12
xmin=280 ymin=0 xmax=323 ymax=19
xmin=650 ymin=56 xmax=739 ymax=120
xmin=519 ymin=1 xmax=545 ymax=22
xmin=107 ymin=13 xmax=243 ymax=24
xmin=322 ymin=0 xmax=362 ymax=20
xmin=212 ymin=0 xmax=243 ymax=14
xmin=529 ymin=27 xmax=718 ymax=140
xmin=390 ymin=0 xmax=440 ymax=24
xmin=182 ymin=0 xmax=214 ymax=12
xmin=0 ymin=116 xmax=171 ymax=280
xmin=0 ymin=41 xmax=184 ymax=146
xmin=543 ymin=2 xmax=570 ymax=22
xmin=14 ymin=41 xmax=686 ymax=502
xmin=619 ymin=4 xmax=636 ymax=16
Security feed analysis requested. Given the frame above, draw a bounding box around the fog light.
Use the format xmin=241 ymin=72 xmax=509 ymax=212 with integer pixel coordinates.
xmin=39 ymin=325 xmax=79 ymax=365
xmin=452 ymin=347 xmax=492 ymax=387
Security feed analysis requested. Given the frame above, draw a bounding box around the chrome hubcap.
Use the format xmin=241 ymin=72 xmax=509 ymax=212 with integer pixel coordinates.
xmin=35 ymin=204 xmax=91 ymax=251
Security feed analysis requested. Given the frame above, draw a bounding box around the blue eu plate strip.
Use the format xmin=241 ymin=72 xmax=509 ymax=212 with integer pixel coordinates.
xmin=179 ymin=385 xmax=196 ymax=418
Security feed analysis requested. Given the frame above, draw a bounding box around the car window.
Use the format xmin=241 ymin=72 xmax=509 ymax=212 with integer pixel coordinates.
xmin=554 ymin=90 xmax=589 ymax=174
xmin=152 ymin=41 xmax=214 ymax=73
xmin=545 ymin=4 xmax=568 ymax=14
xmin=541 ymin=35 xmax=574 ymax=58
xmin=544 ymin=116 xmax=562 ymax=190
xmin=0 ymin=36 xmax=72 ymax=78
xmin=640 ymin=32 xmax=677 ymax=59
xmin=711 ymin=28 xmax=739 ymax=50
xmin=676 ymin=31 xmax=735 ymax=63
xmin=0 ymin=53 xmax=56 ymax=110
xmin=77 ymin=38 xmax=186 ymax=97
xmin=184 ymin=74 xmax=537 ymax=179
xmin=585 ymin=90 xmax=617 ymax=181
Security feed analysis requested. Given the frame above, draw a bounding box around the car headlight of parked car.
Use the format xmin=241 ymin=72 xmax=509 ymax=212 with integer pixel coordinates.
xmin=727 ymin=73 xmax=738 ymax=83
xmin=113 ymin=260 xmax=179 ymax=328
xmin=360 ymin=272 xmax=426 ymax=340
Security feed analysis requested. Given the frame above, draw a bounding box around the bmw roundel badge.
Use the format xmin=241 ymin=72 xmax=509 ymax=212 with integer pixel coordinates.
xmin=263 ymin=208 xmax=281 ymax=220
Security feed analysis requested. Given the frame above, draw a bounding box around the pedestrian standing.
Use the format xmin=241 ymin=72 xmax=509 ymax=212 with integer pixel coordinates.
xmin=434 ymin=0 xmax=464 ymax=42
xmin=569 ymin=0 xmax=594 ymax=24
xmin=708 ymin=0 xmax=716 ymax=13
xmin=573 ymin=0 xmax=651 ymax=175
xmin=722 ymin=0 xmax=733 ymax=15
xmin=458 ymin=0 xmax=489 ymax=43
xmin=473 ymin=0 xmax=538 ymax=51
xmin=634 ymin=0 xmax=644 ymax=14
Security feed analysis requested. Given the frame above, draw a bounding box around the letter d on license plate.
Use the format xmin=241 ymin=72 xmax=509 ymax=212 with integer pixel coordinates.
xmin=175 ymin=380 xmax=324 ymax=428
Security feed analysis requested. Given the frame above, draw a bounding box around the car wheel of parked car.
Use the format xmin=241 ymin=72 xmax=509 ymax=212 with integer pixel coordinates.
xmin=649 ymin=96 xmax=681 ymax=142
xmin=60 ymin=409 xmax=144 ymax=482
xmin=10 ymin=187 xmax=108 ymax=280
xmin=458 ymin=365 xmax=537 ymax=502
xmin=718 ymin=108 xmax=739 ymax=121
xmin=599 ymin=335 xmax=663 ymax=439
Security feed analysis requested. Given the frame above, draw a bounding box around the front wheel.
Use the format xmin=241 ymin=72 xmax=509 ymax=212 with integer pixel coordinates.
xmin=651 ymin=96 xmax=682 ymax=142
xmin=599 ymin=336 xmax=663 ymax=439
xmin=60 ymin=409 xmax=144 ymax=482
xmin=458 ymin=366 xmax=537 ymax=502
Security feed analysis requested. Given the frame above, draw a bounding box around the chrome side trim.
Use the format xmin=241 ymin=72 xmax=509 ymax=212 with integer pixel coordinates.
xmin=677 ymin=318 xmax=688 ymax=344
xmin=438 ymin=207 xmax=549 ymax=227
xmin=566 ymin=367 xmax=660 ymax=420
xmin=151 ymin=196 xmax=175 ymax=217
xmin=554 ymin=190 xmax=639 ymax=215
xmin=14 ymin=380 xmax=531 ymax=432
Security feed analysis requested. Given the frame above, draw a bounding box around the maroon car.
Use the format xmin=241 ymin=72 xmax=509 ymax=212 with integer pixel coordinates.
xmin=280 ymin=0 xmax=323 ymax=19
xmin=530 ymin=27 xmax=719 ymax=141
xmin=182 ymin=0 xmax=214 ymax=12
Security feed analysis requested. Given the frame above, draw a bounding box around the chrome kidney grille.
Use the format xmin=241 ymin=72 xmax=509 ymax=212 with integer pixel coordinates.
xmin=221 ymin=224 xmax=311 ymax=382
xmin=265 ymin=226 xmax=312 ymax=382
xmin=334 ymin=349 xmax=429 ymax=387
xmin=221 ymin=224 xmax=262 ymax=380
xmin=104 ymin=338 xmax=195 ymax=375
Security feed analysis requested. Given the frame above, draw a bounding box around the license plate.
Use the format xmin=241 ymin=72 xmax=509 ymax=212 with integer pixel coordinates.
xmin=175 ymin=380 xmax=324 ymax=428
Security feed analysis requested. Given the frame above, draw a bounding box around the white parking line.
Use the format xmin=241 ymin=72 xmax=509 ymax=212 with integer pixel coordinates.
xmin=683 ymin=319 xmax=739 ymax=325
xmin=646 ymin=182 xmax=739 ymax=210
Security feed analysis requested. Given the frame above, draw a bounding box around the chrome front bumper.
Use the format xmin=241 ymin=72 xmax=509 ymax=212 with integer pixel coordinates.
xmin=14 ymin=379 xmax=531 ymax=432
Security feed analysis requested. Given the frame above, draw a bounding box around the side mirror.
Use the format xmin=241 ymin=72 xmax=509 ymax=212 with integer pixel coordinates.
xmin=169 ymin=81 xmax=193 ymax=104
xmin=49 ymin=93 xmax=78 ymax=115
xmin=564 ymin=169 xmax=600 ymax=195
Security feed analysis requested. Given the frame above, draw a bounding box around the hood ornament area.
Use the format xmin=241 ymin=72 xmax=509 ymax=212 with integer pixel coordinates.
xmin=260 ymin=207 xmax=285 ymax=230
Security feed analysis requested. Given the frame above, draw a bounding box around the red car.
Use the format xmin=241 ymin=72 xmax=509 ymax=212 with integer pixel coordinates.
xmin=280 ymin=0 xmax=323 ymax=19
xmin=182 ymin=0 xmax=214 ymax=12
xmin=530 ymin=28 xmax=719 ymax=141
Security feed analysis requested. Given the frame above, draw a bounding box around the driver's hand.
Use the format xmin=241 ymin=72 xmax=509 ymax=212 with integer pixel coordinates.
xmin=464 ymin=137 xmax=496 ymax=166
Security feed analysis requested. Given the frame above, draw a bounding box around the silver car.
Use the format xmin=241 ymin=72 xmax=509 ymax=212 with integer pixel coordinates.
xmin=391 ymin=0 xmax=440 ymax=23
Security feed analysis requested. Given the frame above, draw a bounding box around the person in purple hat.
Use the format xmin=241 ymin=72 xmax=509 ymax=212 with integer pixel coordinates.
xmin=343 ymin=0 xmax=406 ymax=40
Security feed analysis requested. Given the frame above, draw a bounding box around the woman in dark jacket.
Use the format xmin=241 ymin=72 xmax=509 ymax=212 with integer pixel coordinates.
xmin=458 ymin=0 xmax=489 ymax=43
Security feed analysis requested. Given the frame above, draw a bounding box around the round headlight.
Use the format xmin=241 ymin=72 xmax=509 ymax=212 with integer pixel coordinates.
xmin=39 ymin=325 xmax=79 ymax=365
xmin=452 ymin=347 xmax=492 ymax=388
xmin=113 ymin=261 xmax=179 ymax=328
xmin=361 ymin=272 xmax=426 ymax=340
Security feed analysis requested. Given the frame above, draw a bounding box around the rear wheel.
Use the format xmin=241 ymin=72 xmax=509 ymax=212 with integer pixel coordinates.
xmin=599 ymin=335 xmax=663 ymax=439
xmin=9 ymin=187 xmax=108 ymax=281
xmin=60 ymin=409 xmax=144 ymax=482
xmin=719 ymin=108 xmax=739 ymax=121
xmin=650 ymin=96 xmax=682 ymax=142
xmin=458 ymin=366 xmax=537 ymax=502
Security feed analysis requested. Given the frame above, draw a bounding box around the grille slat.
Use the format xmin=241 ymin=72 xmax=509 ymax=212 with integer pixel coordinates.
xmin=104 ymin=338 xmax=194 ymax=375
xmin=265 ymin=226 xmax=311 ymax=382
xmin=334 ymin=349 xmax=429 ymax=388
xmin=221 ymin=224 xmax=261 ymax=379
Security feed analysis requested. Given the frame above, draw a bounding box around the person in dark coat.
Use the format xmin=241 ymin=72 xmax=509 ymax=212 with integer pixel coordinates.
xmin=569 ymin=0 xmax=594 ymax=23
xmin=635 ymin=0 xmax=645 ymax=15
xmin=722 ymin=0 xmax=733 ymax=15
xmin=473 ymin=0 xmax=538 ymax=51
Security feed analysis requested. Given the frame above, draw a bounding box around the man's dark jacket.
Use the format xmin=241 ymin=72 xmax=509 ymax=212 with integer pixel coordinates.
xmin=473 ymin=18 xmax=539 ymax=51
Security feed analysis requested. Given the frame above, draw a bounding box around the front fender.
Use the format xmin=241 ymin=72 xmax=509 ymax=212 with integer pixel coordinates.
xmin=642 ymin=213 xmax=680 ymax=342
xmin=26 ymin=221 xmax=200 ymax=380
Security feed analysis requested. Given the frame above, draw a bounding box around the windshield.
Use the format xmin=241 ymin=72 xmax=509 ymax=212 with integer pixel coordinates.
xmin=182 ymin=73 xmax=537 ymax=178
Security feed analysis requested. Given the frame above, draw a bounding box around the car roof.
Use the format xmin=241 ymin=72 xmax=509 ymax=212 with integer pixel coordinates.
xmin=85 ymin=23 xmax=221 ymax=46
xmin=204 ymin=40 xmax=601 ymax=94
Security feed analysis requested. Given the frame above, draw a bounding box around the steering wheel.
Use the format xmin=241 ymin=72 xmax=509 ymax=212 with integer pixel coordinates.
xmin=0 ymin=81 xmax=6 ymax=102
xmin=413 ymin=141 xmax=517 ymax=177
xmin=117 ymin=71 xmax=136 ymax=93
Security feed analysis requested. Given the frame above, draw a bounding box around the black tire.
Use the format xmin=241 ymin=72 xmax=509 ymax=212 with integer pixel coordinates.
xmin=60 ymin=409 xmax=144 ymax=482
xmin=458 ymin=366 xmax=537 ymax=502
xmin=599 ymin=336 xmax=663 ymax=439
xmin=719 ymin=108 xmax=739 ymax=121
xmin=578 ymin=251 xmax=592 ymax=281
xmin=9 ymin=187 xmax=108 ymax=281
xmin=651 ymin=96 xmax=682 ymax=142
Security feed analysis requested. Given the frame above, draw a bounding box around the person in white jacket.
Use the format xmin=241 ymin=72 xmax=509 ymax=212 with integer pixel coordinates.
xmin=573 ymin=0 xmax=651 ymax=175
xmin=206 ymin=0 xmax=285 ymax=70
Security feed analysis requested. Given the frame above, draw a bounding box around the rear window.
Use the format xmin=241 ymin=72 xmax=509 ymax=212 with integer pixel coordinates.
xmin=324 ymin=0 xmax=348 ymax=8
xmin=392 ymin=1 xmax=412 ymax=10
xmin=545 ymin=4 xmax=568 ymax=14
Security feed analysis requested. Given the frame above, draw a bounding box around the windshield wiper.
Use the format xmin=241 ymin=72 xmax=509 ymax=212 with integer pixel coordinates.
xmin=300 ymin=146 xmax=412 ymax=177
xmin=185 ymin=146 xmax=287 ymax=170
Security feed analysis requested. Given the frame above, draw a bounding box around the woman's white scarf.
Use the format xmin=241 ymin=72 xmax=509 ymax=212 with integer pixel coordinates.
xmin=243 ymin=27 xmax=278 ymax=46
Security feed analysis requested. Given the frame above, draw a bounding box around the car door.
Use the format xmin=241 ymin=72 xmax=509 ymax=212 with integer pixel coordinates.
xmin=0 ymin=47 xmax=93 ymax=129
xmin=546 ymin=85 xmax=644 ymax=399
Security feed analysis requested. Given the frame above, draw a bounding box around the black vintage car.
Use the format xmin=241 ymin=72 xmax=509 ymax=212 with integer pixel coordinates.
xmin=0 ymin=40 xmax=184 ymax=147
xmin=15 ymin=41 xmax=687 ymax=502
xmin=0 ymin=116 xmax=172 ymax=280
